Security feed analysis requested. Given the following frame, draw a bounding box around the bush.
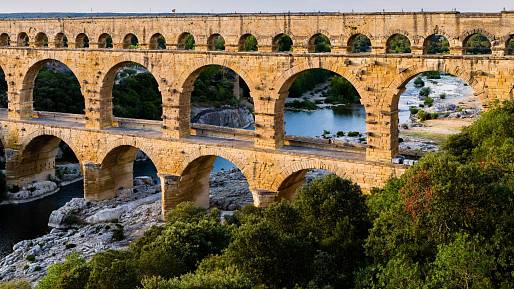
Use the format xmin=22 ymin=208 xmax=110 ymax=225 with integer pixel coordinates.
xmin=414 ymin=77 xmax=425 ymax=88
xmin=285 ymin=99 xmax=318 ymax=110
xmin=37 ymin=253 xmax=89 ymax=289
xmin=347 ymin=131 xmax=360 ymax=137
xmin=336 ymin=131 xmax=345 ymax=137
xmin=424 ymin=96 xmax=434 ymax=107
xmin=439 ymin=93 xmax=447 ymax=99
xmin=409 ymin=106 xmax=419 ymax=115
xmin=419 ymin=87 xmax=431 ymax=97
xmin=422 ymin=71 xmax=441 ymax=79
xmin=0 ymin=280 xmax=31 ymax=289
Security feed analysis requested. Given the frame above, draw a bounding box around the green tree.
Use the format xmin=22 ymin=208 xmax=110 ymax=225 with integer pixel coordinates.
xmin=464 ymin=34 xmax=492 ymax=55
xmin=86 ymin=250 xmax=138 ymax=289
xmin=275 ymin=34 xmax=293 ymax=52
xmin=37 ymin=253 xmax=89 ymax=289
xmin=312 ymin=34 xmax=331 ymax=53
xmin=349 ymin=34 xmax=371 ymax=53
xmin=33 ymin=67 xmax=84 ymax=114
xmin=387 ymin=34 xmax=411 ymax=53
xmin=425 ymin=35 xmax=450 ymax=54
xmin=240 ymin=35 xmax=257 ymax=52
xmin=507 ymin=37 xmax=514 ymax=55
xmin=113 ymin=69 xmax=163 ymax=120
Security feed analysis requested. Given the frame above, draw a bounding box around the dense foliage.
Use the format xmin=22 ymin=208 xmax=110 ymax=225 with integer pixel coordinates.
xmin=311 ymin=34 xmax=331 ymax=53
xmin=386 ymin=34 xmax=411 ymax=53
xmin=33 ymin=175 xmax=370 ymax=289
xmin=349 ymin=34 xmax=371 ymax=53
xmin=112 ymin=68 xmax=163 ymax=120
xmin=464 ymin=33 xmax=492 ymax=55
xmin=191 ymin=65 xmax=250 ymax=108
xmin=240 ymin=35 xmax=258 ymax=52
xmin=274 ymin=34 xmax=293 ymax=52
xmin=33 ymin=67 xmax=85 ymax=114
xmin=424 ymin=34 xmax=450 ymax=54
xmin=507 ymin=37 xmax=514 ymax=56
xmin=359 ymin=100 xmax=514 ymax=288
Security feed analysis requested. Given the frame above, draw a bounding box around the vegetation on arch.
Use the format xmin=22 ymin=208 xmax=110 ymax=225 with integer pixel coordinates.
xmin=386 ymin=34 xmax=411 ymax=53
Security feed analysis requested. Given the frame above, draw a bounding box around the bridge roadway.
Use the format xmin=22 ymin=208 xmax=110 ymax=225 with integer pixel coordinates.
xmin=0 ymin=109 xmax=404 ymax=217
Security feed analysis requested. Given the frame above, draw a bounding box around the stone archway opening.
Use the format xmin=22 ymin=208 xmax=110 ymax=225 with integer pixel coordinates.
xmin=98 ymin=33 xmax=113 ymax=48
xmin=0 ymin=33 xmax=10 ymax=47
xmin=35 ymin=32 xmax=49 ymax=48
xmin=178 ymin=156 xmax=252 ymax=211
xmin=272 ymin=33 xmax=293 ymax=52
xmin=423 ymin=34 xmax=450 ymax=54
xmin=92 ymin=145 xmax=159 ymax=200
xmin=103 ymin=62 xmax=162 ymax=124
xmin=395 ymin=70 xmax=481 ymax=162
xmin=28 ymin=60 xmax=85 ymax=116
xmin=17 ymin=32 xmax=29 ymax=47
xmin=238 ymin=34 xmax=258 ymax=52
xmin=7 ymin=135 xmax=82 ymax=198
xmin=75 ymin=33 xmax=89 ymax=48
xmin=207 ymin=34 xmax=225 ymax=51
xmin=277 ymin=169 xmax=333 ymax=201
xmin=506 ymin=35 xmax=514 ymax=56
xmin=54 ymin=33 xmax=68 ymax=48
xmin=0 ymin=66 xmax=7 ymax=109
xmin=177 ymin=32 xmax=195 ymax=50
xmin=347 ymin=34 xmax=371 ymax=53
xmin=149 ymin=33 xmax=166 ymax=49
xmin=123 ymin=33 xmax=139 ymax=49
xmin=185 ymin=65 xmax=253 ymax=137
xmin=281 ymin=68 xmax=365 ymax=151
xmin=308 ymin=33 xmax=331 ymax=53
xmin=386 ymin=34 xmax=411 ymax=53
xmin=463 ymin=33 xmax=492 ymax=55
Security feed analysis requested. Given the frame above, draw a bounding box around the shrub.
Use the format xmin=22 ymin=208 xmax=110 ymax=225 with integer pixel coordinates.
xmin=424 ymin=96 xmax=434 ymax=107
xmin=26 ymin=255 xmax=36 ymax=262
xmin=347 ymin=131 xmax=360 ymax=137
xmin=336 ymin=131 xmax=345 ymax=137
xmin=414 ymin=77 xmax=425 ymax=88
xmin=422 ymin=71 xmax=441 ymax=79
xmin=409 ymin=106 xmax=419 ymax=115
xmin=439 ymin=93 xmax=447 ymax=99
xmin=37 ymin=253 xmax=89 ymax=289
xmin=0 ymin=280 xmax=31 ymax=289
xmin=419 ymin=87 xmax=431 ymax=97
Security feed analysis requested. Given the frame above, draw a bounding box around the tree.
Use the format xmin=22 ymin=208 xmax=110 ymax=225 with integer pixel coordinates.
xmin=387 ymin=34 xmax=411 ymax=53
xmin=425 ymin=35 xmax=450 ymax=54
xmin=37 ymin=253 xmax=89 ymax=289
xmin=275 ymin=34 xmax=293 ymax=52
xmin=241 ymin=35 xmax=257 ymax=52
xmin=349 ymin=34 xmax=371 ymax=53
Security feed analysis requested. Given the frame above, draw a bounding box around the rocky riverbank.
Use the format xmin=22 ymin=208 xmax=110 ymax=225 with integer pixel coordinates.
xmin=0 ymin=168 xmax=329 ymax=284
xmin=191 ymin=106 xmax=255 ymax=129
xmin=0 ymin=164 xmax=82 ymax=205
xmin=0 ymin=183 xmax=162 ymax=283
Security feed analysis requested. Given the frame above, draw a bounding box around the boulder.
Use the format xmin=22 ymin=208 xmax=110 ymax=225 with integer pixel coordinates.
xmin=48 ymin=198 xmax=87 ymax=229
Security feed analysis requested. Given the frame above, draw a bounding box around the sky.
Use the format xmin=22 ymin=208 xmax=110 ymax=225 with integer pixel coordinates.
xmin=0 ymin=0 xmax=512 ymax=14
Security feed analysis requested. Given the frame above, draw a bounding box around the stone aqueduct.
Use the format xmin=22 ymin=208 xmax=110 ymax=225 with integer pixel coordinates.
xmin=0 ymin=12 xmax=513 ymax=217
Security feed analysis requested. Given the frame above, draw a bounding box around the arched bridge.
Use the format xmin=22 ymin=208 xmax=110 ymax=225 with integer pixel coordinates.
xmin=1 ymin=12 xmax=513 ymax=217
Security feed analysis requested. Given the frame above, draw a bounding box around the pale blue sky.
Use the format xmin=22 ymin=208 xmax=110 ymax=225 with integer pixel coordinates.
xmin=1 ymin=0 xmax=512 ymax=13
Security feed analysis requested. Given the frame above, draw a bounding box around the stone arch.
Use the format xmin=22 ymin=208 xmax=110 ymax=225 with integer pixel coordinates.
xmin=75 ymin=33 xmax=90 ymax=48
xmin=462 ymin=29 xmax=493 ymax=55
xmin=177 ymin=32 xmax=195 ymax=50
xmin=308 ymin=33 xmax=331 ymax=53
xmin=149 ymin=33 xmax=166 ymax=49
xmin=347 ymin=33 xmax=372 ymax=53
xmin=0 ymin=33 xmax=10 ymax=46
xmin=54 ymin=33 xmax=68 ymax=48
xmin=272 ymin=64 xmax=367 ymax=149
xmin=270 ymin=163 xmax=353 ymax=198
xmin=175 ymin=62 xmax=255 ymax=137
xmin=17 ymin=32 xmax=29 ymax=47
xmin=423 ymin=34 xmax=450 ymax=54
xmin=238 ymin=33 xmax=258 ymax=52
xmin=176 ymin=154 xmax=253 ymax=208
xmin=98 ymin=33 xmax=113 ymax=48
xmin=99 ymin=60 xmax=162 ymax=125
xmin=272 ymin=33 xmax=293 ymax=52
xmin=11 ymin=134 xmax=82 ymax=187
xmin=123 ymin=33 xmax=139 ymax=49
xmin=207 ymin=33 xmax=225 ymax=51
xmin=34 ymin=32 xmax=48 ymax=47
xmin=20 ymin=58 xmax=84 ymax=118
xmin=386 ymin=33 xmax=411 ymax=53
xmin=389 ymin=64 xmax=485 ymax=111
xmin=93 ymin=144 xmax=160 ymax=200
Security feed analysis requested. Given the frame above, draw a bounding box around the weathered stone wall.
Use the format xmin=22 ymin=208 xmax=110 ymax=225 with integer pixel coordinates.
xmin=0 ymin=13 xmax=512 ymax=217
xmin=0 ymin=119 xmax=405 ymax=216
xmin=0 ymin=12 xmax=513 ymax=53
